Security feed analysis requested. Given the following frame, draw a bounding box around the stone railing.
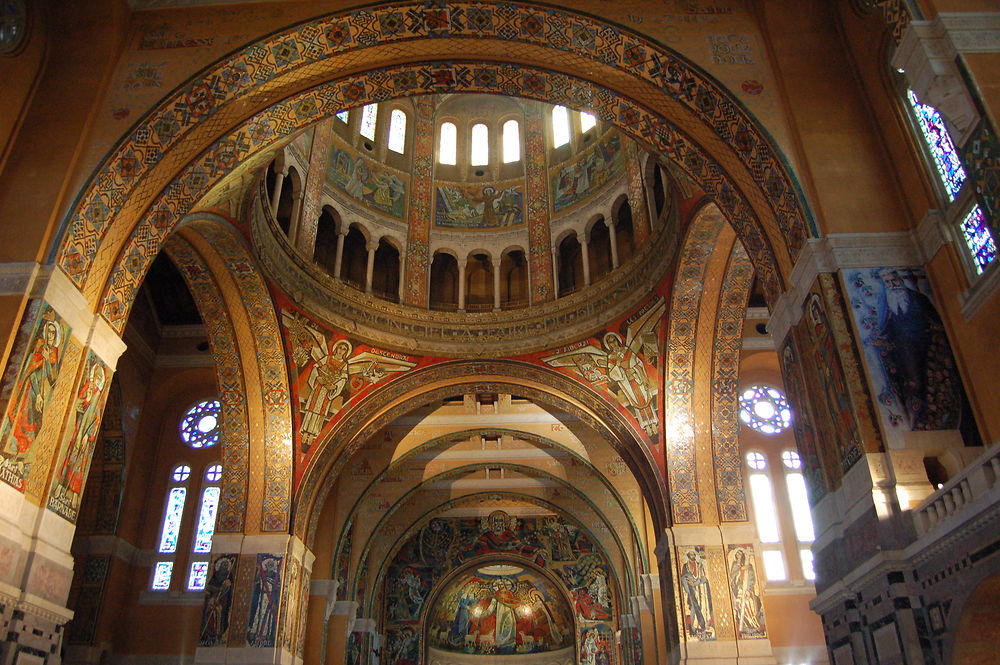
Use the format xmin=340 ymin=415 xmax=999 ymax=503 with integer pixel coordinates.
xmin=913 ymin=442 xmax=1000 ymax=537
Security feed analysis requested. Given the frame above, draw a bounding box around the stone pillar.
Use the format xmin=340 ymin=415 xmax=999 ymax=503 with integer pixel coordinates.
xmin=551 ymin=245 xmax=560 ymax=297
xmin=295 ymin=121 xmax=335 ymax=260
xmin=401 ymin=97 xmax=437 ymax=307
xmin=492 ymin=256 xmax=502 ymax=310
xmin=194 ymin=534 xmax=315 ymax=665
xmin=288 ymin=192 xmax=304 ymax=247
xmin=333 ymin=228 xmax=348 ymax=280
xmin=523 ymin=105 xmax=555 ymax=302
xmin=270 ymin=168 xmax=287 ymax=215
xmin=364 ymin=243 xmax=377 ymax=295
xmin=608 ymin=219 xmax=620 ymax=268
xmin=624 ymin=141 xmax=651 ymax=245
xmin=0 ymin=267 xmax=127 ymax=665
xmin=578 ymin=230 xmax=591 ymax=287
xmin=457 ymin=260 xmax=466 ymax=311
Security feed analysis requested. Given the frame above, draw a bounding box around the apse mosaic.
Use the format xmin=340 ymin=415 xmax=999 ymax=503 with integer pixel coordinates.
xmin=843 ymin=267 xmax=979 ymax=444
xmin=426 ymin=566 xmax=574 ymax=655
xmin=540 ymin=296 xmax=665 ymax=442
xmin=327 ymin=143 xmax=408 ymax=219
xmin=434 ymin=180 xmax=525 ymax=230
xmin=380 ymin=511 xmax=616 ymax=665
xmin=0 ymin=303 xmax=71 ymax=492
xmin=550 ymin=132 xmax=624 ymax=214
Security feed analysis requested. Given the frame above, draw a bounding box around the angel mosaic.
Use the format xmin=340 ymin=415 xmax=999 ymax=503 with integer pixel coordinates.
xmin=541 ymin=297 xmax=664 ymax=436
xmin=283 ymin=312 xmax=416 ymax=452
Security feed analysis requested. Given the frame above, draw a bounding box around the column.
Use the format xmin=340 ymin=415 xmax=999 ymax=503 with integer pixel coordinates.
xmin=333 ymin=228 xmax=347 ymax=280
xmin=578 ymin=230 xmax=591 ymax=287
xmin=364 ymin=242 xmax=377 ymax=295
xmin=295 ymin=121 xmax=335 ymax=260
xmin=270 ymin=168 xmax=287 ymax=215
xmin=402 ymin=97 xmax=437 ymax=307
xmin=608 ymin=219 xmax=620 ymax=268
xmin=493 ymin=256 xmax=502 ymax=310
xmin=523 ymin=105 xmax=555 ymax=302
xmin=457 ymin=260 xmax=466 ymax=311
xmin=551 ymin=246 xmax=560 ymax=297
xmin=624 ymin=141 xmax=651 ymax=244
xmin=288 ymin=191 xmax=304 ymax=247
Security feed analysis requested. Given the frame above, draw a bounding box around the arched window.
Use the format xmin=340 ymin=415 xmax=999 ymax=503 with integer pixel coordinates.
xmin=470 ymin=123 xmax=489 ymax=166
xmin=188 ymin=463 xmax=223 ymax=590
xmin=387 ymin=109 xmax=407 ymax=154
xmin=335 ymin=110 xmax=349 ymax=123
xmin=580 ymin=111 xmax=597 ymax=133
xmin=781 ymin=450 xmax=816 ymax=581
xmin=360 ymin=103 xmax=378 ymax=141
xmin=439 ymin=122 xmax=457 ymax=165
xmin=180 ymin=400 xmax=221 ymax=448
xmin=552 ymin=105 xmax=570 ymax=148
xmin=959 ymin=204 xmax=997 ymax=275
xmin=745 ymin=452 xmax=785 ymax=582
xmin=502 ymin=119 xmax=520 ymax=163
xmin=152 ymin=464 xmax=191 ymax=590
xmin=430 ymin=252 xmax=459 ymax=310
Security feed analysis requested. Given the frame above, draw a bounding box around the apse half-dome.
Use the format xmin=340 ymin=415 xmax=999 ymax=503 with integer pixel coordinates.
xmin=426 ymin=565 xmax=575 ymax=656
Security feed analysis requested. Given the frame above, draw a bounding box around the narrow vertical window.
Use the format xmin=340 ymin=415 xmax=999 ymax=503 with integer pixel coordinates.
xmin=470 ymin=123 xmax=489 ymax=166
xmin=335 ymin=110 xmax=349 ymax=123
xmin=188 ymin=561 xmax=210 ymax=591
xmin=439 ymin=122 xmax=457 ymax=165
xmin=159 ymin=486 xmax=187 ymax=553
xmin=193 ymin=486 xmax=220 ymax=553
xmin=959 ymin=205 xmax=997 ymax=275
xmin=782 ymin=450 xmax=817 ymax=581
xmin=552 ymin=105 xmax=570 ymax=147
xmin=388 ymin=109 xmax=407 ymax=154
xmin=502 ymin=119 xmax=520 ymax=163
xmin=360 ymin=103 xmax=378 ymax=141
xmin=746 ymin=452 xmax=785 ymax=581
xmin=906 ymin=90 xmax=966 ymax=201
xmin=151 ymin=562 xmax=174 ymax=591
xmin=580 ymin=111 xmax=597 ymax=133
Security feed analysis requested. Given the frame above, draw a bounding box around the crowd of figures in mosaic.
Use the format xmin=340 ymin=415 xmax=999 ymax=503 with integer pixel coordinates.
xmin=550 ymin=132 xmax=624 ymax=213
xmin=380 ymin=511 xmax=618 ymax=665
xmin=434 ymin=181 xmax=525 ymax=229
xmin=328 ymin=143 xmax=409 ymax=219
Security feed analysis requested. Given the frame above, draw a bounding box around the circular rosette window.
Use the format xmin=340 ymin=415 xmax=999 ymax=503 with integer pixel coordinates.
xmin=738 ymin=385 xmax=791 ymax=435
xmin=180 ymin=399 xmax=222 ymax=448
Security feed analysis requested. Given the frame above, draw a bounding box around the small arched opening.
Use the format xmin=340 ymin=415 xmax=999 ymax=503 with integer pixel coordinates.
xmin=372 ymin=238 xmax=401 ymax=303
xmin=465 ymin=253 xmax=494 ymax=311
xmin=341 ymin=225 xmax=368 ymax=290
xmin=430 ymin=252 xmax=459 ymax=311
xmin=313 ymin=207 xmax=341 ymax=276
xmin=500 ymin=250 xmax=528 ymax=309
xmin=557 ymin=235 xmax=584 ymax=298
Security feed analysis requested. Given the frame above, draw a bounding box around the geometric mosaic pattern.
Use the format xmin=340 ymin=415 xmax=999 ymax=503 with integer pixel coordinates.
xmin=665 ymin=206 xmax=726 ymax=524
xmin=711 ymin=241 xmax=752 ymax=522
xmin=54 ymin=1 xmax=814 ymax=332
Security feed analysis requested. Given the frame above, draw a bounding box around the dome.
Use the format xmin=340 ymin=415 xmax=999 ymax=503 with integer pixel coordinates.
xmin=251 ymin=93 xmax=680 ymax=356
xmin=426 ymin=564 xmax=575 ymax=656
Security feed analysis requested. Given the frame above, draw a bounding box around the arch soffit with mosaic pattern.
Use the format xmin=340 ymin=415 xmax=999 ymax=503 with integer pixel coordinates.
xmin=338 ymin=459 xmax=643 ymax=591
xmin=333 ymin=426 xmax=647 ymax=569
xmin=364 ymin=490 xmax=630 ymax=616
xmin=164 ymin=215 xmax=293 ymax=532
xmin=53 ymin=1 xmax=821 ymax=333
xmin=297 ymin=360 xmax=669 ymax=544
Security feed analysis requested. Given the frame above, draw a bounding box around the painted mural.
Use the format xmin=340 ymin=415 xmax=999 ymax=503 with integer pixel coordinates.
xmin=327 ymin=143 xmax=407 ymax=219
xmin=427 ymin=567 xmax=574 ymax=655
xmin=0 ymin=305 xmax=71 ymax=491
xmin=542 ymin=297 xmax=664 ymax=438
xmin=726 ymin=545 xmax=766 ymax=640
xmin=580 ymin=624 xmax=615 ymax=665
xmin=779 ymin=338 xmax=830 ymax=505
xmin=199 ymin=553 xmax=238 ymax=647
xmin=282 ymin=308 xmax=417 ymax=454
xmin=792 ymin=289 xmax=864 ymax=475
xmin=844 ymin=267 xmax=979 ymax=443
xmin=550 ymin=133 xmax=624 ymax=213
xmin=247 ymin=553 xmax=283 ymax=648
xmin=434 ymin=181 xmax=525 ymax=229
xmin=48 ymin=351 xmax=112 ymax=522
xmin=380 ymin=511 xmax=616 ymax=665
xmin=679 ymin=547 xmax=714 ymax=640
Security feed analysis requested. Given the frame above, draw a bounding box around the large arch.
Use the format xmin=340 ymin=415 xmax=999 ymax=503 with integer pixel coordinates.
xmin=51 ymin=1 xmax=818 ymax=339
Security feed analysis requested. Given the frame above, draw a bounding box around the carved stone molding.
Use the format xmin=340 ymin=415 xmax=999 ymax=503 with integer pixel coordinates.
xmin=938 ymin=12 xmax=1000 ymax=53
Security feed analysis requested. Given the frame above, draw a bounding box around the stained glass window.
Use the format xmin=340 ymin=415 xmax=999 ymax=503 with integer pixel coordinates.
xmin=960 ymin=205 xmax=997 ymax=275
xmin=749 ymin=473 xmax=780 ymax=544
xmin=180 ymin=400 xmax=220 ymax=448
xmin=762 ymin=549 xmax=787 ymax=582
xmin=172 ymin=464 xmax=191 ymax=482
xmin=470 ymin=123 xmax=489 ymax=166
xmin=552 ymin=105 xmax=570 ymax=147
xmin=907 ymin=90 xmax=967 ymax=201
xmin=800 ymin=549 xmax=816 ymax=581
xmin=580 ymin=111 xmax=597 ymax=133
xmin=193 ymin=486 xmax=220 ymax=553
xmin=502 ymin=120 xmax=520 ymax=163
xmin=188 ymin=561 xmax=209 ymax=591
xmin=152 ymin=561 xmax=173 ymax=591
xmin=781 ymin=450 xmax=802 ymax=469
xmin=360 ymin=104 xmax=378 ymax=141
xmin=746 ymin=451 xmax=767 ymax=471
xmin=335 ymin=110 xmax=349 ymax=123
xmin=739 ymin=386 xmax=792 ymax=434
xmin=205 ymin=463 xmax=222 ymax=482
xmin=439 ymin=122 xmax=457 ymax=165
xmin=158 ymin=487 xmax=187 ymax=553
xmin=785 ymin=471 xmax=815 ymax=542
xmin=387 ymin=109 xmax=407 ymax=153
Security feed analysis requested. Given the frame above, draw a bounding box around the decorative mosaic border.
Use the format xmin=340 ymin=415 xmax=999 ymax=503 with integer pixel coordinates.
xmin=665 ymin=206 xmax=726 ymax=524
xmin=712 ymin=241 xmax=752 ymax=522
xmin=54 ymin=2 xmax=815 ymax=332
